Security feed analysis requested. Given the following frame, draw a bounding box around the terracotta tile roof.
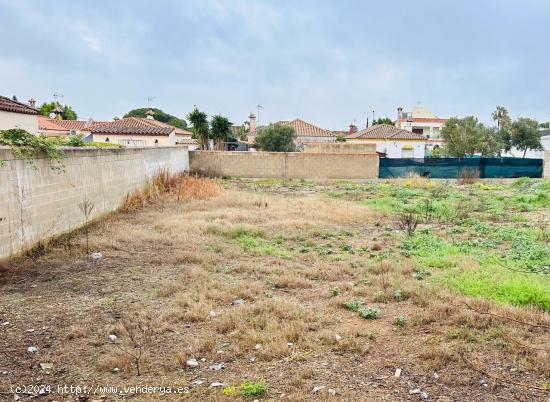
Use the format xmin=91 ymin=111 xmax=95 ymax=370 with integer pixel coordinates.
xmin=143 ymin=119 xmax=193 ymax=136
xmin=38 ymin=117 xmax=109 ymax=133
xmin=279 ymin=118 xmax=334 ymax=138
xmin=38 ymin=116 xmax=66 ymax=131
xmin=90 ymin=117 xmax=176 ymax=136
xmin=399 ymin=117 xmax=448 ymax=123
xmin=348 ymin=124 xmax=426 ymax=140
xmin=0 ymin=96 xmax=38 ymax=115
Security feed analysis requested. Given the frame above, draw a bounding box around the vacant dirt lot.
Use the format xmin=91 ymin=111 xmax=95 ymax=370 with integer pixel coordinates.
xmin=1 ymin=177 xmax=549 ymax=401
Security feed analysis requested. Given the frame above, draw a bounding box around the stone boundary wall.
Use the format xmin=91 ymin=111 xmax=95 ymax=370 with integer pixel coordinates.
xmin=189 ymin=151 xmax=378 ymax=179
xmin=304 ymin=143 xmax=376 ymax=153
xmin=0 ymin=146 xmax=189 ymax=260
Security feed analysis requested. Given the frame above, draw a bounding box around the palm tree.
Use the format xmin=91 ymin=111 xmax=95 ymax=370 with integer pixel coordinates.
xmin=491 ymin=106 xmax=510 ymax=130
xmin=210 ymin=115 xmax=232 ymax=150
xmin=187 ymin=108 xmax=210 ymax=150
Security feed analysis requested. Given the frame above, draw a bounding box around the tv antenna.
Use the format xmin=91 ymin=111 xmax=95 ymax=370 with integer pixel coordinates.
xmin=257 ymin=104 xmax=263 ymax=127
xmin=147 ymin=96 xmax=156 ymax=108
xmin=53 ymin=92 xmax=64 ymax=102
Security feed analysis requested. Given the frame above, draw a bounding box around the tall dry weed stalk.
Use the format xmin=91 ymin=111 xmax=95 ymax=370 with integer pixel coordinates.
xmin=78 ymin=197 xmax=95 ymax=255
xmin=457 ymin=168 xmax=480 ymax=185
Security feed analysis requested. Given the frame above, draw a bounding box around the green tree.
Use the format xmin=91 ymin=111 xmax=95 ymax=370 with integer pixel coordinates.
xmin=210 ymin=115 xmax=233 ymax=150
xmin=540 ymin=122 xmax=550 ymax=129
xmin=491 ymin=106 xmax=511 ymax=131
xmin=254 ymin=123 xmax=296 ymax=152
xmin=187 ymin=108 xmax=210 ymax=150
xmin=441 ymin=116 xmax=500 ymax=157
xmin=232 ymin=124 xmax=249 ymax=141
xmin=511 ymin=117 xmax=542 ymax=158
xmin=372 ymin=117 xmax=394 ymax=125
xmin=38 ymin=102 xmax=78 ymax=120
xmin=124 ymin=108 xmax=187 ymax=129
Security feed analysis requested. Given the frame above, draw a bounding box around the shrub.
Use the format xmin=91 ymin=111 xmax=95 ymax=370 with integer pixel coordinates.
xmin=397 ymin=211 xmax=419 ymax=236
xmin=240 ymin=380 xmax=267 ymax=397
xmin=358 ymin=307 xmax=380 ymax=319
xmin=329 ymin=287 xmax=341 ymax=297
xmin=394 ymin=316 xmax=407 ymax=327
xmin=0 ymin=129 xmax=64 ymax=169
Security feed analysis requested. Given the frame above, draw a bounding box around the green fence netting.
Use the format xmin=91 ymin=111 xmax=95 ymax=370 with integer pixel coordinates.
xmin=379 ymin=157 xmax=543 ymax=179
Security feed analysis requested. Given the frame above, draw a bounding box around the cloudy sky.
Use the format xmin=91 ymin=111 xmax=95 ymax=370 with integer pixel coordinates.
xmin=1 ymin=0 xmax=548 ymax=129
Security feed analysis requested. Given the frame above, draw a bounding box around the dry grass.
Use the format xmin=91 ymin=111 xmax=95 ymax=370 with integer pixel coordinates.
xmin=121 ymin=170 xmax=222 ymax=211
xmin=0 ymin=179 xmax=548 ymax=401
xmin=457 ymin=167 xmax=481 ymax=185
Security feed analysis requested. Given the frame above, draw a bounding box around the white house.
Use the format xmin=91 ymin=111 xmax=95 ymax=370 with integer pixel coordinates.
xmin=0 ymin=96 xmax=38 ymax=134
xmin=395 ymin=105 xmax=447 ymax=152
xmin=91 ymin=117 xmax=196 ymax=148
xmin=347 ymin=124 xmax=426 ymax=158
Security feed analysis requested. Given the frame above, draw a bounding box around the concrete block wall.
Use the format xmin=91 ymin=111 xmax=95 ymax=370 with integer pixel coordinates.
xmin=0 ymin=146 xmax=189 ymax=260
xmin=544 ymin=151 xmax=550 ymax=179
xmin=189 ymin=151 xmax=378 ymax=179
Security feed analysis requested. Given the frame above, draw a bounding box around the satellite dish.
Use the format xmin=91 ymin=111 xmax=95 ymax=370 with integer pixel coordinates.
xmin=49 ymin=112 xmax=56 ymax=119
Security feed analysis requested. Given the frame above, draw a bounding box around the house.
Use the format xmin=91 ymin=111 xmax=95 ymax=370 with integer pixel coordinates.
xmin=246 ymin=113 xmax=336 ymax=146
xmin=0 ymin=96 xmax=38 ymax=133
xmin=38 ymin=116 xmax=107 ymax=140
xmin=347 ymin=124 xmax=426 ymax=158
xmin=280 ymin=118 xmax=336 ymax=145
xmin=395 ymin=105 xmax=447 ymax=151
xmin=540 ymin=129 xmax=550 ymax=152
xmin=90 ymin=116 xmax=196 ymax=147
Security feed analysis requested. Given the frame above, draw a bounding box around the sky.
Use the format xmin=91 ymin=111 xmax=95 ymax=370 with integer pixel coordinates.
xmin=0 ymin=0 xmax=548 ymax=130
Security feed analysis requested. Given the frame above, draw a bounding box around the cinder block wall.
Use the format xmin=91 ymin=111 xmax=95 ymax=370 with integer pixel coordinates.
xmin=0 ymin=146 xmax=189 ymax=260
xmin=544 ymin=151 xmax=550 ymax=178
xmin=189 ymin=151 xmax=379 ymax=179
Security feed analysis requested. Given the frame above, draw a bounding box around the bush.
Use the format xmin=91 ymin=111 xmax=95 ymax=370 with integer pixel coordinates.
xmin=254 ymin=123 xmax=296 ymax=152
xmin=0 ymin=129 xmax=64 ymax=169
xmin=240 ymin=380 xmax=267 ymax=397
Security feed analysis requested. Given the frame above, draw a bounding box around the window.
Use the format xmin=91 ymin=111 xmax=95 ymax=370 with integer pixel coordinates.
xmin=105 ymin=138 xmax=109 ymax=142
xmin=154 ymin=139 xmax=159 ymax=146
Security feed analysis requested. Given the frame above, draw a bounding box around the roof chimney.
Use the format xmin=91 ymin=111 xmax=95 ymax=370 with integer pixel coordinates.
xmin=248 ymin=113 xmax=257 ymax=134
xmin=349 ymin=124 xmax=358 ymax=135
xmin=397 ymin=106 xmax=403 ymax=121
xmin=28 ymin=98 xmax=36 ymax=109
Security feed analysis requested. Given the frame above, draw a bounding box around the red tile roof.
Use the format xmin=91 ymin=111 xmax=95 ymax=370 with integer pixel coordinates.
xmin=90 ymin=117 xmax=176 ymax=136
xmin=348 ymin=124 xmax=426 ymax=140
xmin=280 ymin=118 xmax=334 ymax=138
xmin=0 ymin=96 xmax=38 ymax=115
xmin=142 ymin=119 xmax=193 ymax=136
xmin=38 ymin=117 xmax=109 ymax=133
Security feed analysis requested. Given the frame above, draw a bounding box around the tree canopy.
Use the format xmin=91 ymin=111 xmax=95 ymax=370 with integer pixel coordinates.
xmin=187 ymin=108 xmax=210 ymax=150
xmin=372 ymin=117 xmax=394 ymax=126
xmin=38 ymin=102 xmax=78 ymax=120
xmin=491 ymin=106 xmax=511 ymax=131
xmin=124 ymin=108 xmax=187 ymax=129
xmin=210 ymin=115 xmax=233 ymax=150
xmin=254 ymin=123 xmax=296 ymax=152
xmin=441 ymin=116 xmax=501 ymax=157
xmin=509 ymin=118 xmax=542 ymax=157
